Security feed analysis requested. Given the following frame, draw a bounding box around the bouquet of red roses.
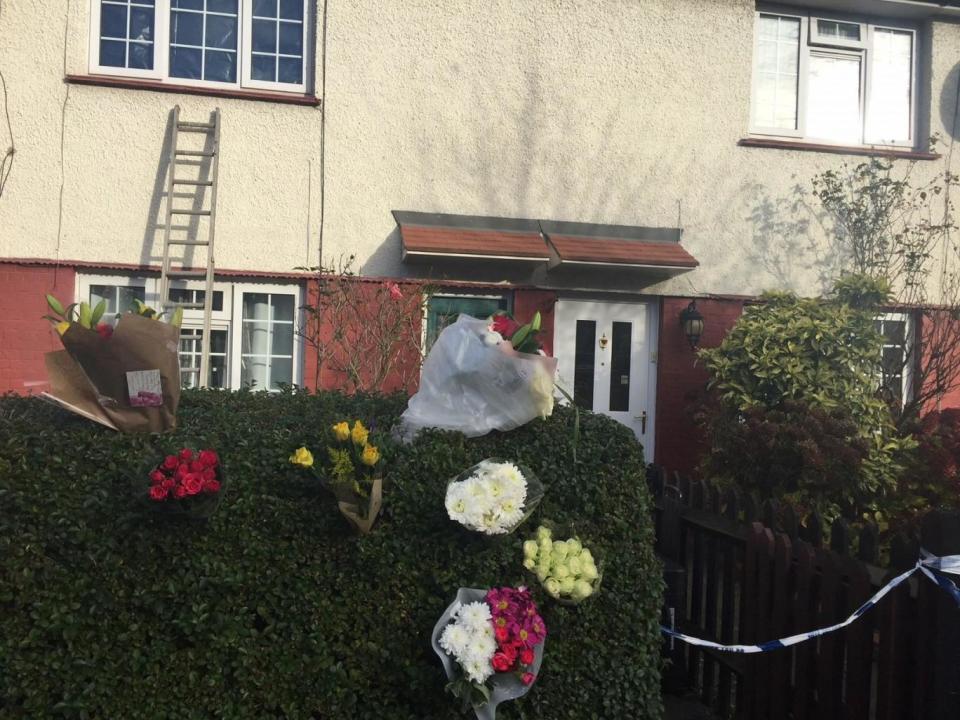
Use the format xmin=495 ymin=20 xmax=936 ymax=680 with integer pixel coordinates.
xmin=142 ymin=447 xmax=223 ymax=518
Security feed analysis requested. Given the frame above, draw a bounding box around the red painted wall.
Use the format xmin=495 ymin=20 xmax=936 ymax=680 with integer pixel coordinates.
xmin=0 ymin=264 xmax=77 ymax=394
xmin=916 ymin=308 xmax=960 ymax=413
xmin=655 ymin=297 xmax=746 ymax=473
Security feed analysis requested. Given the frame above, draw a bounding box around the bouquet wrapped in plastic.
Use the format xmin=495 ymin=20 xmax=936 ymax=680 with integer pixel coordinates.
xmin=431 ymin=586 xmax=546 ymax=720
xmin=42 ymin=296 xmax=182 ymax=433
xmin=397 ymin=313 xmax=557 ymax=440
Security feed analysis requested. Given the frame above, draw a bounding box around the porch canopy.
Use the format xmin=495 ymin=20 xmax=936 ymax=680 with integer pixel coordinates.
xmin=393 ymin=211 xmax=698 ymax=280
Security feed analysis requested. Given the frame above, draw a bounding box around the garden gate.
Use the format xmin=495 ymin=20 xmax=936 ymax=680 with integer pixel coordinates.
xmin=648 ymin=465 xmax=960 ymax=720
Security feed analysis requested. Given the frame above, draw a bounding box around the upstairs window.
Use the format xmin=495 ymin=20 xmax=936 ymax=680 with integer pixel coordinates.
xmin=750 ymin=9 xmax=916 ymax=147
xmin=89 ymin=0 xmax=310 ymax=94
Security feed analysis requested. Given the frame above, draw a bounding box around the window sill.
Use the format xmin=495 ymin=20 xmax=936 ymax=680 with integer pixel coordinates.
xmin=738 ymin=137 xmax=940 ymax=161
xmin=64 ymin=74 xmax=321 ymax=107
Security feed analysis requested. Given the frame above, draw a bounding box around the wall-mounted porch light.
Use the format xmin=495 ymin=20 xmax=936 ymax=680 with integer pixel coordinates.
xmin=679 ymin=300 xmax=704 ymax=350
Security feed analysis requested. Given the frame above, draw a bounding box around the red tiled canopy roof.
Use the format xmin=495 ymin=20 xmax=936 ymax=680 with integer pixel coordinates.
xmin=393 ymin=211 xmax=698 ymax=272
xmin=547 ymin=234 xmax=699 ymax=268
xmin=399 ymin=224 xmax=548 ymax=261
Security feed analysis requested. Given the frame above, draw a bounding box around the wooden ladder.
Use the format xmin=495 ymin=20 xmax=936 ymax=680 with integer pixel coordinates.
xmin=159 ymin=105 xmax=221 ymax=388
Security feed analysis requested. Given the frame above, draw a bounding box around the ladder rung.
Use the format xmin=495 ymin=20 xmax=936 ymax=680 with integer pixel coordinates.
xmin=175 ymin=150 xmax=216 ymax=157
xmin=170 ymin=209 xmax=211 ymax=216
xmin=172 ymin=179 xmax=213 ymax=186
xmin=165 ymin=269 xmax=207 ymax=278
xmin=167 ymin=239 xmax=209 ymax=246
xmin=177 ymin=122 xmax=216 ymax=132
xmin=173 ymin=302 xmax=206 ymax=309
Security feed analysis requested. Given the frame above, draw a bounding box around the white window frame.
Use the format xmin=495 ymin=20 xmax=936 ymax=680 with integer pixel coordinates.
xmin=76 ymin=273 xmax=157 ymax=315
xmin=876 ymin=311 xmax=915 ymax=408
xmin=179 ymin=324 xmax=232 ymax=388
xmin=89 ymin=0 xmax=168 ymax=80
xmin=87 ymin=0 xmax=310 ymax=94
xmin=750 ymin=6 xmax=918 ymax=149
xmin=809 ymin=17 xmax=866 ymax=50
xmin=231 ymin=281 xmax=302 ymax=391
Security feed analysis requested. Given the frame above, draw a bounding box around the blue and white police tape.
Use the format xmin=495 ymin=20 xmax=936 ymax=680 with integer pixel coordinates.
xmin=660 ymin=551 xmax=960 ymax=654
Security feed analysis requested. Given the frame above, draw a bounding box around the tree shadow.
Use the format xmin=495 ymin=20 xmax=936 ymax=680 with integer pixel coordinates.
xmin=742 ymin=180 xmax=843 ymax=294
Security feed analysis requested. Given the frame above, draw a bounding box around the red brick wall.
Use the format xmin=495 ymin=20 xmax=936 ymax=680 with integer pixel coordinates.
xmin=301 ymin=278 xmax=425 ymax=394
xmin=0 ymin=264 xmax=77 ymax=394
xmin=655 ymin=297 xmax=746 ymax=473
xmin=513 ymin=289 xmax=557 ymax=355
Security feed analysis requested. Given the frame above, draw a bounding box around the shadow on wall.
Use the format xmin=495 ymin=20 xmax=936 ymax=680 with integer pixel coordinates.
xmin=940 ymin=61 xmax=960 ymax=142
xmin=743 ymin=180 xmax=843 ymax=295
xmin=139 ymin=109 xmax=217 ymax=271
xmin=353 ymin=45 xmax=717 ymax=279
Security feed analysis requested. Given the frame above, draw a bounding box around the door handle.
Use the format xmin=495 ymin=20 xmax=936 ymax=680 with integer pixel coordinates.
xmin=633 ymin=410 xmax=647 ymax=434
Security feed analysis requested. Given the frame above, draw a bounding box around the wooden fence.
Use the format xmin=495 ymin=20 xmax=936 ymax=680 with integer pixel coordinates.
xmin=648 ymin=465 xmax=960 ymax=720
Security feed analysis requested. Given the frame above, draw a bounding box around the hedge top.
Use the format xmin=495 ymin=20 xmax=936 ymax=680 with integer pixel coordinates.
xmin=0 ymin=390 xmax=663 ymax=720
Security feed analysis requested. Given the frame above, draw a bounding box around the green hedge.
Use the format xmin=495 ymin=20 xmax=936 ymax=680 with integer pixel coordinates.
xmin=0 ymin=390 xmax=663 ymax=719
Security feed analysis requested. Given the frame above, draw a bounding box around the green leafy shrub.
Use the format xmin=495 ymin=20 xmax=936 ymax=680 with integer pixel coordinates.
xmin=0 ymin=390 xmax=662 ymax=719
xmin=698 ymin=400 xmax=871 ymax=519
xmin=698 ymin=290 xmax=915 ymax=521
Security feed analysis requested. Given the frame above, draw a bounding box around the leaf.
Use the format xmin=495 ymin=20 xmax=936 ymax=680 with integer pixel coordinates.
xmin=531 ymin=311 xmax=542 ymax=332
xmin=511 ymin=323 xmax=532 ymax=350
xmin=90 ymin=300 xmax=106 ymax=326
xmin=78 ymin=302 xmax=92 ymax=329
xmin=45 ymin=294 xmax=65 ymax=317
xmin=170 ymin=307 xmax=184 ymax=328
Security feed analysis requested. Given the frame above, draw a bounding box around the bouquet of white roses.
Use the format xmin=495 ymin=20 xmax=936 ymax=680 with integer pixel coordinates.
xmin=445 ymin=460 xmax=543 ymax=535
xmin=523 ymin=523 xmax=602 ymax=604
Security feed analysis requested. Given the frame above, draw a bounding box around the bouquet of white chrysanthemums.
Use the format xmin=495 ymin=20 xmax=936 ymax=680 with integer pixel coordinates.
xmin=438 ymin=600 xmax=499 ymax=686
xmin=445 ymin=459 xmax=543 ymax=535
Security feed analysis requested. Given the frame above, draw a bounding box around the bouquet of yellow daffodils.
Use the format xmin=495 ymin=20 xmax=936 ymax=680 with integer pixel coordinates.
xmin=289 ymin=419 xmax=383 ymax=533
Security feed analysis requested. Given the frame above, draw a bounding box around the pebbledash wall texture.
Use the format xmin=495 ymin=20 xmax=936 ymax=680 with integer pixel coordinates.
xmin=3 ymin=1 xmax=960 ymax=469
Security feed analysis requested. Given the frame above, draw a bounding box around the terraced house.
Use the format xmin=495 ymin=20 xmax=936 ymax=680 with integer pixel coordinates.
xmin=3 ymin=0 xmax=960 ymax=469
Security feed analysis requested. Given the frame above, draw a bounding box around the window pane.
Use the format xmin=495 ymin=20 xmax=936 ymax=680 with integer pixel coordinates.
xmin=209 ymin=0 xmax=237 ymax=12
xmin=252 ymin=55 xmax=276 ymax=81
xmin=210 ymin=354 xmax=227 ymax=388
xmin=242 ymin=293 xmax=270 ymax=321
xmin=271 ymin=322 xmax=294 ymax=356
xmin=817 ymin=19 xmax=861 ymax=41
xmin=279 ymin=21 xmax=302 ymax=55
xmin=270 ymin=358 xmax=293 ymax=389
xmin=277 ymin=57 xmax=302 ymax=84
xmin=271 ymin=294 xmax=295 ymax=321
xmin=866 ymin=29 xmax=912 ymax=144
xmin=573 ymin=320 xmax=596 ymax=411
xmin=101 ymin=4 xmax=128 ymax=38
xmin=608 ymin=321 xmax=632 ymax=413
xmin=117 ymin=285 xmax=146 ymax=312
xmin=280 ymin=0 xmax=303 ymax=20
xmin=425 ymin=295 xmax=510 ymax=350
xmin=205 ymin=50 xmax=237 ymax=82
xmin=252 ymin=19 xmax=276 ymax=52
xmin=172 ymin=0 xmax=203 ymax=9
xmin=129 ymin=42 xmax=153 ymax=69
xmin=170 ymin=46 xmax=202 ymax=78
xmin=753 ymin=15 xmax=799 ymax=130
xmin=253 ymin=0 xmax=277 ymax=16
xmin=806 ymin=53 xmax=862 ymax=143
xmin=171 ymin=10 xmax=203 ymax=45
xmin=130 ymin=6 xmax=154 ymax=42
xmin=100 ymin=39 xmax=126 ymax=67
xmin=241 ymin=357 xmax=268 ymax=389
xmin=206 ymin=14 xmax=237 ymax=50
xmin=242 ymin=322 xmax=270 ymax=355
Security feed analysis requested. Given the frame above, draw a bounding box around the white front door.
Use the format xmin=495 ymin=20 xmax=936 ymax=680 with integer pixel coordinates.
xmin=554 ymin=299 xmax=657 ymax=459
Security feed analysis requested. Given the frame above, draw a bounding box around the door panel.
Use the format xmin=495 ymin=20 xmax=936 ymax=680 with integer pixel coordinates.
xmin=554 ymin=299 xmax=657 ymax=458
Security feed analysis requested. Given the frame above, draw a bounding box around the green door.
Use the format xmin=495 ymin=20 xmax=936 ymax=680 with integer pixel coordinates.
xmin=425 ymin=295 xmax=511 ymax=351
